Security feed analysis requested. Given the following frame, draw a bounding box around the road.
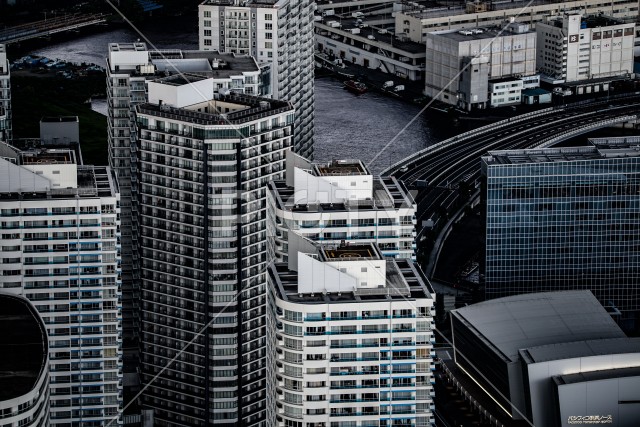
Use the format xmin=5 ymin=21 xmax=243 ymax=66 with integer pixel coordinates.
xmin=384 ymin=96 xmax=640 ymax=242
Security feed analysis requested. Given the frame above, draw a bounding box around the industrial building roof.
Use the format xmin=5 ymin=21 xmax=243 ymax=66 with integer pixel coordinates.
xmin=0 ymin=294 xmax=48 ymax=400
xmin=521 ymin=337 xmax=640 ymax=364
xmin=433 ymin=24 xmax=533 ymax=42
xmin=451 ymin=291 xmax=625 ymax=363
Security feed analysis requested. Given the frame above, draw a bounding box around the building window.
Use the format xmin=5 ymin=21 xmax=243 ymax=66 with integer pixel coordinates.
xmin=204 ymin=30 xmax=211 ymax=37
xmin=204 ymin=20 xmax=211 ymax=27
xmin=204 ymin=39 xmax=212 ymax=46
xmin=265 ymin=32 xmax=272 ymax=40
xmin=265 ymin=13 xmax=272 ymax=20
xmin=265 ymin=23 xmax=272 ymax=30
xmin=204 ymin=10 xmax=211 ymax=17
xmin=265 ymin=41 xmax=272 ymax=49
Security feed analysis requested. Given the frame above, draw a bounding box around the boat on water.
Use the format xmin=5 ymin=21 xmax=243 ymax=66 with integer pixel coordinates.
xmin=344 ymin=80 xmax=367 ymax=94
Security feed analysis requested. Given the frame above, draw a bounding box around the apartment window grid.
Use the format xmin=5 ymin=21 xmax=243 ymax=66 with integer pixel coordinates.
xmin=136 ymin=108 xmax=293 ymax=425
xmin=484 ymin=158 xmax=640 ymax=310
xmin=273 ymin=301 xmax=434 ymax=426
xmin=0 ymin=196 xmax=122 ymax=425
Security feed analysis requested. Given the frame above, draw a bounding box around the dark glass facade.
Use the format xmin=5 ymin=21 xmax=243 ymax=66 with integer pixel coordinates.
xmin=482 ymin=145 xmax=640 ymax=316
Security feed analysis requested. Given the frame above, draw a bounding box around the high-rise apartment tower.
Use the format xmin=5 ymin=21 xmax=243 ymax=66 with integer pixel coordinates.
xmin=135 ymin=75 xmax=294 ymax=426
xmin=199 ymin=0 xmax=315 ymax=159
xmin=0 ymin=145 xmax=122 ymax=425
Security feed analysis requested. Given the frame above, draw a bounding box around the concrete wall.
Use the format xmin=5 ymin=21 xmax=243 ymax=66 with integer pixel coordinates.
xmin=293 ymin=167 xmax=373 ymax=204
xmin=557 ymin=375 xmax=640 ymax=427
xmin=527 ymin=353 xmax=640 ymax=427
xmin=40 ymin=118 xmax=79 ymax=145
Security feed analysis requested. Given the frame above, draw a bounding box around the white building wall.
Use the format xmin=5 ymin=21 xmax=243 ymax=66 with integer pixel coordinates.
xmin=536 ymin=14 xmax=635 ymax=82
xmin=147 ymin=78 xmax=216 ymax=108
xmin=21 ymin=163 xmax=78 ymax=189
xmin=199 ymin=0 xmax=315 ymax=159
xmin=527 ymin=352 xmax=640 ymax=427
xmin=273 ymin=291 xmax=436 ymax=426
xmin=0 ymin=171 xmax=123 ymax=425
xmin=293 ymin=167 xmax=373 ymax=204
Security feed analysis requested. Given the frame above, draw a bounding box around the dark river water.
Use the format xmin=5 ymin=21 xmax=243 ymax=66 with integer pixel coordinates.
xmin=22 ymin=25 xmax=468 ymax=174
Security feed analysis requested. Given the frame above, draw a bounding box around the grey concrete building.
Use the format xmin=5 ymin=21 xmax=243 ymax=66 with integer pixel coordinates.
xmin=425 ymin=22 xmax=536 ymax=110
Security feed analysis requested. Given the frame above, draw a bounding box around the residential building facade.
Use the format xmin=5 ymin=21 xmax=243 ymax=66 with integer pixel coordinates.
xmin=106 ymin=42 xmax=264 ymax=351
xmin=0 ymin=293 xmax=50 ymax=427
xmin=199 ymin=0 xmax=315 ymax=159
xmin=481 ymin=139 xmax=640 ymax=327
xmin=269 ymin=242 xmax=436 ymax=426
xmin=135 ymin=76 xmax=294 ymax=425
xmin=536 ymin=13 xmax=635 ymax=82
xmin=0 ymin=145 xmax=123 ymax=425
xmin=425 ymin=22 xmax=536 ymax=110
xmin=268 ymin=155 xmax=417 ymax=261
xmin=0 ymin=44 xmax=11 ymax=142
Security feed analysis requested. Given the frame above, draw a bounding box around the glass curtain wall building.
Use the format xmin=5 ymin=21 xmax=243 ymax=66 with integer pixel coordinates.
xmin=481 ymin=138 xmax=640 ymax=326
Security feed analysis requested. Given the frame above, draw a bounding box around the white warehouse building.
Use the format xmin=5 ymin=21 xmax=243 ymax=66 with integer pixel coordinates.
xmin=536 ymin=13 xmax=635 ymax=83
xmin=268 ymin=154 xmax=417 ymax=262
xmin=425 ymin=22 xmax=537 ymax=110
xmin=269 ymin=240 xmax=436 ymax=427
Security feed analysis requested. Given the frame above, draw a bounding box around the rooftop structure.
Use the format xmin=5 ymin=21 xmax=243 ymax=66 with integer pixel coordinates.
xmin=315 ymin=159 xmax=368 ymax=176
xmin=0 ymin=294 xmax=50 ymax=427
xmin=268 ymin=154 xmax=417 ymax=261
xmin=39 ymin=116 xmax=80 ymax=146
